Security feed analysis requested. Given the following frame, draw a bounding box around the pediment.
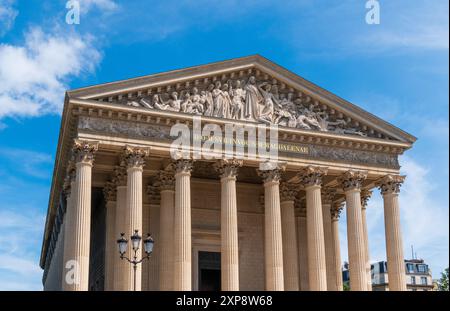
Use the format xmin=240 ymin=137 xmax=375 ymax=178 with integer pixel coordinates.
xmin=67 ymin=55 xmax=416 ymax=144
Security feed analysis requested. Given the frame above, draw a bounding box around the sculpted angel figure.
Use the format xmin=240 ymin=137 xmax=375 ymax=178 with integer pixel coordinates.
xmin=230 ymin=79 xmax=245 ymax=120
xmin=152 ymin=94 xmax=167 ymax=110
xmin=295 ymin=106 xmax=321 ymax=130
xmin=244 ymin=76 xmax=263 ymax=120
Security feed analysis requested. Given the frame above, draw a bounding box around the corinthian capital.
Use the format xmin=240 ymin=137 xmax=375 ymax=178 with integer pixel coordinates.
xmin=257 ymin=167 xmax=285 ymax=184
xmin=214 ymin=159 xmax=243 ymax=179
xmin=297 ymin=166 xmax=328 ymax=188
xmin=158 ymin=169 xmax=175 ymax=191
xmin=360 ymin=189 xmax=373 ymax=208
xmin=280 ymin=182 xmax=298 ymax=202
xmin=338 ymin=170 xmax=368 ymax=192
xmin=123 ymin=145 xmax=149 ymax=169
xmin=376 ymin=175 xmax=405 ymax=195
xmin=331 ymin=202 xmax=344 ymax=221
xmin=173 ymin=159 xmax=194 ymax=175
xmin=321 ymin=187 xmax=337 ymax=204
xmin=72 ymin=140 xmax=98 ymax=164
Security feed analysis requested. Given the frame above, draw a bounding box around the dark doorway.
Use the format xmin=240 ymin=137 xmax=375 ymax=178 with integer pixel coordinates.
xmin=198 ymin=251 xmax=221 ymax=291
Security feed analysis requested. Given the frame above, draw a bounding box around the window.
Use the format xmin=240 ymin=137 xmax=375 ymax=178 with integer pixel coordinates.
xmin=417 ymin=264 xmax=428 ymax=273
xmin=406 ymin=263 xmax=415 ymax=273
xmin=411 ymin=276 xmax=416 ymax=285
xmin=421 ymin=277 xmax=427 ymax=285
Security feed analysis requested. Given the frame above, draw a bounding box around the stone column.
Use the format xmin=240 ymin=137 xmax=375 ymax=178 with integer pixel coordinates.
xmin=214 ymin=159 xmax=242 ymax=291
xmin=322 ymin=188 xmax=338 ymax=291
xmin=361 ymin=189 xmax=373 ymax=291
xmin=258 ymin=165 xmax=286 ymax=291
xmin=338 ymin=170 xmax=368 ymax=291
xmin=376 ymin=175 xmax=407 ymax=291
xmin=62 ymin=165 xmax=76 ymax=290
xmin=297 ymin=166 xmax=328 ymax=291
xmin=330 ymin=203 xmax=344 ymax=291
xmin=280 ymin=183 xmax=299 ymax=291
xmin=63 ymin=140 xmax=98 ymax=291
xmin=103 ymin=181 xmax=117 ymax=291
xmin=158 ymin=169 xmax=175 ymax=291
xmin=173 ymin=159 xmax=194 ymax=291
xmin=122 ymin=146 xmax=149 ymax=291
xmin=296 ymin=204 xmax=309 ymax=291
xmin=113 ymin=165 xmax=128 ymax=291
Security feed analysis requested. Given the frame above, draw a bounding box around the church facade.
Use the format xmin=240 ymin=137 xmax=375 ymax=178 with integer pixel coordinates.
xmin=40 ymin=55 xmax=416 ymax=291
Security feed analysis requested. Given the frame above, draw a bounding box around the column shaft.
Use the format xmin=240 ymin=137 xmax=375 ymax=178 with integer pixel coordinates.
xmin=322 ymin=202 xmax=337 ymax=290
xmin=361 ymin=206 xmax=372 ymax=290
xmin=383 ymin=193 xmax=406 ymax=291
xmin=296 ymin=215 xmax=309 ymax=291
xmin=113 ymin=185 xmax=127 ymax=290
xmin=159 ymin=188 xmax=175 ymax=290
xmin=221 ymin=176 xmax=240 ymax=290
xmin=125 ymin=166 xmax=143 ymax=291
xmin=305 ymin=185 xmax=327 ymax=291
xmin=62 ymin=178 xmax=76 ymax=290
xmin=65 ymin=160 xmax=93 ymax=291
xmin=331 ymin=205 xmax=343 ymax=291
xmin=345 ymin=189 xmax=367 ymax=291
xmin=264 ymin=180 xmax=284 ymax=291
xmin=281 ymin=200 xmax=299 ymax=290
xmin=104 ymin=199 xmax=116 ymax=290
xmin=173 ymin=160 xmax=193 ymax=291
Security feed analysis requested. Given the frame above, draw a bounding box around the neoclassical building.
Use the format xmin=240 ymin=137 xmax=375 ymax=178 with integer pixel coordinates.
xmin=40 ymin=55 xmax=416 ymax=291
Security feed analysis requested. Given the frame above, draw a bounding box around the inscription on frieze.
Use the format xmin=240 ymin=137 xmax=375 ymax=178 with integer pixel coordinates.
xmin=78 ymin=116 xmax=399 ymax=168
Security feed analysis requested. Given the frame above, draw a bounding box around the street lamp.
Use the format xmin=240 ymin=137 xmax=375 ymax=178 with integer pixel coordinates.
xmin=117 ymin=230 xmax=154 ymax=291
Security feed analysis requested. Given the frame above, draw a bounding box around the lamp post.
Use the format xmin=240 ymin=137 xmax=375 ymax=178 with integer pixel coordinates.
xmin=117 ymin=229 xmax=154 ymax=291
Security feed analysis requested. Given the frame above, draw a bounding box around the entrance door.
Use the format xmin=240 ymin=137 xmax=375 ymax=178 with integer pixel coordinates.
xmin=198 ymin=251 xmax=221 ymax=291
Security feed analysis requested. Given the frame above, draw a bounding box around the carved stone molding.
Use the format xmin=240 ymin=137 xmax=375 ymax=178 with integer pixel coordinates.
xmin=123 ymin=145 xmax=149 ymax=169
xmin=338 ymin=170 xmax=368 ymax=192
xmin=360 ymin=189 xmax=373 ymax=208
xmin=280 ymin=182 xmax=298 ymax=203
xmin=321 ymin=187 xmax=337 ymax=204
xmin=331 ymin=203 xmax=344 ymax=221
xmin=297 ymin=166 xmax=328 ymax=188
xmin=376 ymin=175 xmax=405 ymax=195
xmin=174 ymin=159 xmax=194 ymax=175
xmin=103 ymin=180 xmax=117 ymax=202
xmin=213 ymin=159 xmax=243 ymax=179
xmin=72 ymin=139 xmax=98 ymax=164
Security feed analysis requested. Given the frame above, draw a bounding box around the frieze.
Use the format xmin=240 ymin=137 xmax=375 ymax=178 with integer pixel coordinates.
xmin=77 ymin=116 xmax=399 ymax=169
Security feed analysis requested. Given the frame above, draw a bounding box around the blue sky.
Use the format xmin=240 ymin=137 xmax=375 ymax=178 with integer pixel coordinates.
xmin=0 ymin=0 xmax=448 ymax=290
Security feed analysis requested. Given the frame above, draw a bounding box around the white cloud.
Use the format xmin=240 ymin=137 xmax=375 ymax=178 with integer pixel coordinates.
xmin=0 ymin=0 xmax=17 ymax=36
xmin=0 ymin=27 xmax=101 ymax=119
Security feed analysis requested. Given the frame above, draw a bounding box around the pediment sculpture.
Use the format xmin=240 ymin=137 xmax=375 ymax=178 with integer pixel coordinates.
xmin=122 ymin=74 xmax=368 ymax=137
